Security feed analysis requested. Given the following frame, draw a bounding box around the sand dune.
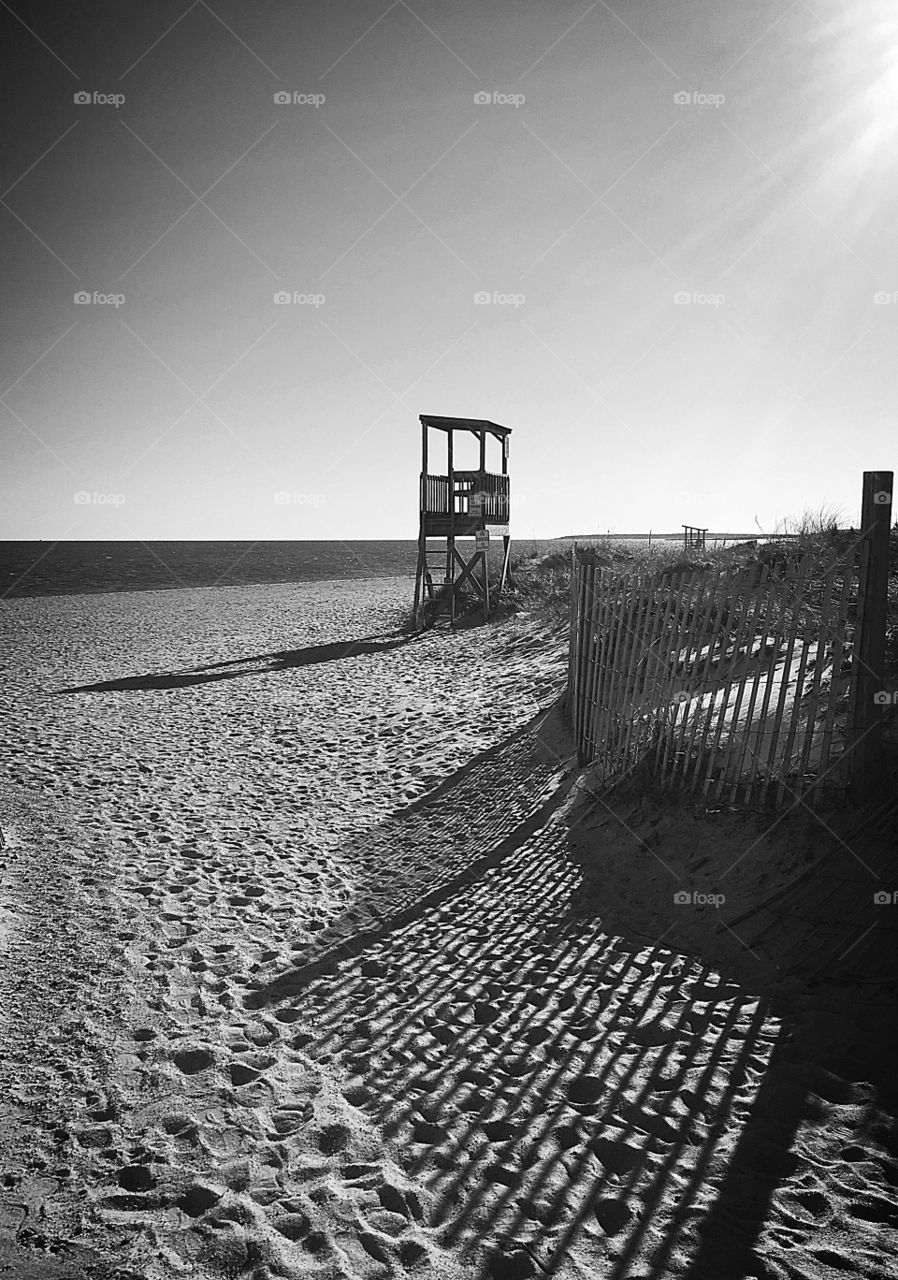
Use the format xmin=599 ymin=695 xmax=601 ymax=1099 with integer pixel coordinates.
xmin=0 ymin=577 xmax=895 ymax=1279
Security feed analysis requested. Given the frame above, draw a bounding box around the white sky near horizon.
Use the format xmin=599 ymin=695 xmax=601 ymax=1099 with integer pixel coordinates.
xmin=2 ymin=0 xmax=897 ymax=542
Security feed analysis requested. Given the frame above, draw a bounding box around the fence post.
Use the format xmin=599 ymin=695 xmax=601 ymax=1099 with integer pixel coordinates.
xmin=566 ymin=545 xmax=577 ymax=715
xmin=849 ymin=470 xmax=893 ymax=805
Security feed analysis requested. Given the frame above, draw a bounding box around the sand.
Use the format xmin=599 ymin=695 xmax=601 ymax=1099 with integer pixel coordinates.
xmin=0 ymin=576 xmax=896 ymax=1280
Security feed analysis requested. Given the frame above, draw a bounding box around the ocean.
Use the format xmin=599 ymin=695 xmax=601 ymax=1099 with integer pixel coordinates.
xmin=1 ymin=540 xmax=422 ymax=598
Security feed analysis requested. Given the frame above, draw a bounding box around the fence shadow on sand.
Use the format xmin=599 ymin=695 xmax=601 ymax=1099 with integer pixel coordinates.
xmin=239 ymin=706 xmax=848 ymax=1280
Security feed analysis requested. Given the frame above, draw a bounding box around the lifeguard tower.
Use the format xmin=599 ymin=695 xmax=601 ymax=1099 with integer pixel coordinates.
xmin=414 ymin=415 xmax=512 ymax=627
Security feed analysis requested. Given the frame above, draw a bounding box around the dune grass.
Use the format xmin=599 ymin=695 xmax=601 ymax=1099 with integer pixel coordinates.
xmin=507 ymin=525 xmax=898 ymax=650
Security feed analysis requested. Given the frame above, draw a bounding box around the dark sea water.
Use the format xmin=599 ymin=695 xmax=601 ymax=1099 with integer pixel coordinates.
xmin=0 ymin=541 xmax=421 ymax=598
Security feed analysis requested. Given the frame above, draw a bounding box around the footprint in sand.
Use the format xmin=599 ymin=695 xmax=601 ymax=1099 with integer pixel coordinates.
xmin=847 ymin=1196 xmax=898 ymax=1227
xmin=591 ymin=1136 xmax=643 ymax=1175
xmin=177 ymin=1182 xmax=223 ymax=1218
xmin=117 ymin=1164 xmax=156 ymax=1192
xmin=552 ymin=1124 xmax=582 ymax=1151
xmin=593 ymin=1197 xmax=635 ymax=1235
xmin=775 ymin=1188 xmax=833 ymax=1229
xmin=229 ymin=1061 xmax=264 ymax=1087
xmin=316 ymin=1123 xmax=351 ymax=1155
xmin=273 ymin=1208 xmax=312 ymax=1241
xmin=566 ymin=1075 xmax=604 ymax=1106
xmin=342 ymin=1082 xmax=373 ymax=1108
xmin=457 ymin=1089 xmax=489 ymax=1114
xmin=172 ymin=1045 xmax=216 ymax=1074
xmin=160 ymin=1113 xmax=200 ymax=1144
xmin=273 ymin=1006 xmax=303 ymax=1023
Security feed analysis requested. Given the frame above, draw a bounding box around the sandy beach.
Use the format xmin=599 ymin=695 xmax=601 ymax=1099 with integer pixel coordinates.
xmin=1 ymin=576 xmax=896 ymax=1280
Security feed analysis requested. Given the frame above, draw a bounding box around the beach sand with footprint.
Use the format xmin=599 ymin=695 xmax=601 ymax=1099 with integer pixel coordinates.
xmin=0 ymin=576 xmax=896 ymax=1279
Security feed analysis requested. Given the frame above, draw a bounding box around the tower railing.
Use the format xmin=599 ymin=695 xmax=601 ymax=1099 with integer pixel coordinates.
xmin=421 ymin=471 xmax=509 ymax=519
xmin=423 ymin=474 xmax=451 ymax=513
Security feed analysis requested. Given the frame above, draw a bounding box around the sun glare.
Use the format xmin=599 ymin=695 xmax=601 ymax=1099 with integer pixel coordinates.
xmin=834 ymin=3 xmax=898 ymax=149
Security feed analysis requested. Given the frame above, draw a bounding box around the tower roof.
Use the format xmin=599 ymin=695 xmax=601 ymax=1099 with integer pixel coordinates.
xmin=419 ymin=415 xmax=511 ymax=437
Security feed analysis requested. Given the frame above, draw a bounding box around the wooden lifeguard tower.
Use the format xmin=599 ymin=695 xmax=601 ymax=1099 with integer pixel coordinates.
xmin=414 ymin=415 xmax=512 ymax=627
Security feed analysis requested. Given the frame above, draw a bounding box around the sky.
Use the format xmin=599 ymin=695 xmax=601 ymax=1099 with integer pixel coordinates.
xmin=2 ymin=0 xmax=897 ymax=541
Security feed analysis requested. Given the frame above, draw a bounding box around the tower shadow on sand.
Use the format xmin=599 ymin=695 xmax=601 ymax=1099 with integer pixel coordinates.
xmin=55 ymin=629 xmax=417 ymax=693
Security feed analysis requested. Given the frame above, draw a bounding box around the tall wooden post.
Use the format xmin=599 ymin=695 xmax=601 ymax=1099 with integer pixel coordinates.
xmin=414 ymin=420 xmax=428 ymax=621
xmin=447 ymin=425 xmax=455 ymax=627
xmin=849 ymin=470 xmax=892 ymax=804
xmin=479 ymin=430 xmax=488 ymax=622
xmin=497 ymin=430 xmax=511 ymax=597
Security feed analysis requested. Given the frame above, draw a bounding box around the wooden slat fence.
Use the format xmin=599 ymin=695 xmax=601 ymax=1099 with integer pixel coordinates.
xmin=568 ymin=543 xmax=869 ymax=807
